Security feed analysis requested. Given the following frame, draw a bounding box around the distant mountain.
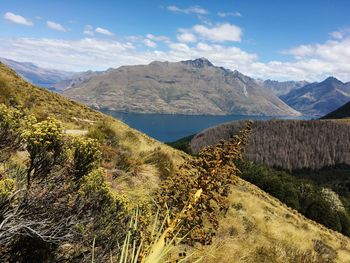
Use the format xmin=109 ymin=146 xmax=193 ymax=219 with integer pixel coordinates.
xmin=321 ymin=100 xmax=350 ymax=119
xmin=262 ymin=79 xmax=309 ymax=96
xmin=281 ymin=77 xmax=350 ymax=116
xmin=63 ymin=58 xmax=301 ymax=116
xmin=52 ymin=70 xmax=108 ymax=91
xmin=0 ymin=57 xmax=75 ymax=89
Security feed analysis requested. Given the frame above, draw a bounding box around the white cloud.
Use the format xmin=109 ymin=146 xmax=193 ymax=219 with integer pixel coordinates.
xmin=218 ymin=11 xmax=242 ymax=18
xmin=283 ymin=44 xmax=315 ymax=58
xmin=95 ymin=27 xmax=114 ymax=36
xmin=47 ymin=21 xmax=68 ymax=32
xmin=3 ymin=12 xmax=33 ymax=26
xmin=193 ymin=23 xmax=242 ymax=42
xmin=0 ymin=37 xmax=135 ymax=71
xmin=167 ymin=5 xmax=208 ymax=15
xmin=83 ymin=25 xmax=94 ymax=36
xmin=143 ymin=39 xmax=157 ymax=48
xmin=1 ymin=33 xmax=350 ymax=82
xmin=329 ymin=28 xmax=350 ymax=40
xmin=283 ymin=38 xmax=350 ymax=63
xmin=177 ymin=32 xmax=197 ymax=43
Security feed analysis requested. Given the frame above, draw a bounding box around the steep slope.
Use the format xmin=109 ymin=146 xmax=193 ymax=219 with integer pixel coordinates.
xmin=281 ymin=77 xmax=350 ymax=116
xmin=262 ymin=79 xmax=309 ymax=96
xmin=192 ymin=176 xmax=350 ymax=262
xmin=63 ymin=58 xmax=300 ymax=116
xmin=0 ymin=61 xmax=184 ymax=164
xmin=0 ymin=57 xmax=75 ymax=88
xmin=321 ymin=100 xmax=350 ymax=119
xmin=1 ymin=62 xmax=350 ymax=262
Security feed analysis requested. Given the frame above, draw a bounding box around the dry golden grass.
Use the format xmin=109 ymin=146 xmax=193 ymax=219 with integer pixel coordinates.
xmin=180 ymin=177 xmax=350 ymax=263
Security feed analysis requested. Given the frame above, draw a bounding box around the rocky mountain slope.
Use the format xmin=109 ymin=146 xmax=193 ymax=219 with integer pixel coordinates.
xmin=63 ymin=58 xmax=301 ymax=116
xmin=0 ymin=57 xmax=75 ymax=88
xmin=281 ymin=77 xmax=350 ymax=116
xmin=1 ymin=61 xmax=350 ymax=262
xmin=321 ymin=100 xmax=350 ymax=119
xmin=262 ymin=79 xmax=309 ymax=96
xmin=52 ymin=70 xmax=108 ymax=91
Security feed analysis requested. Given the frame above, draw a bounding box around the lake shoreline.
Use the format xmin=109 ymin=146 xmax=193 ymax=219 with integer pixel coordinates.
xmin=101 ymin=109 xmax=314 ymax=142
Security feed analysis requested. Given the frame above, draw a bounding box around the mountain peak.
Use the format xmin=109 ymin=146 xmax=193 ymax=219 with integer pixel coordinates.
xmin=182 ymin=57 xmax=214 ymax=68
xmin=322 ymin=76 xmax=343 ymax=85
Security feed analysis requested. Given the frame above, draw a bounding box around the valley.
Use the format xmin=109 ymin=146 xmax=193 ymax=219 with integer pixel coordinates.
xmin=2 ymin=58 xmax=350 ymax=262
xmin=2 ymin=1 xmax=350 ymax=261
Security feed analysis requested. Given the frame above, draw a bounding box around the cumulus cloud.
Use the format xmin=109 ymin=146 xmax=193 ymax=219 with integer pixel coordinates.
xmin=1 ymin=33 xmax=350 ymax=82
xmin=3 ymin=12 xmax=33 ymax=26
xmin=177 ymin=32 xmax=197 ymax=43
xmin=283 ymin=38 xmax=350 ymax=64
xmin=47 ymin=21 xmax=68 ymax=32
xmin=167 ymin=5 xmax=208 ymax=15
xmin=217 ymin=11 xmax=242 ymax=17
xmin=95 ymin=27 xmax=114 ymax=36
xmin=143 ymin=38 xmax=157 ymax=48
xmin=0 ymin=38 xmax=135 ymax=70
xmin=193 ymin=23 xmax=242 ymax=42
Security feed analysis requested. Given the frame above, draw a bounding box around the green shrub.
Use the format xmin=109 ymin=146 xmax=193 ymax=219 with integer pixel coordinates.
xmin=78 ymin=168 xmax=128 ymax=249
xmin=22 ymin=117 xmax=65 ymax=187
xmin=338 ymin=212 xmax=350 ymax=236
xmin=0 ymin=104 xmax=29 ymax=160
xmin=3 ymin=160 xmax=27 ymax=189
xmin=306 ymin=197 xmax=342 ymax=232
xmin=72 ymin=137 xmax=101 ymax=179
xmin=0 ymin=178 xmax=15 ymax=205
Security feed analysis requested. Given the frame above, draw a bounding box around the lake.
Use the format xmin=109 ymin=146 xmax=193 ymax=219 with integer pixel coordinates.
xmin=101 ymin=110 xmax=313 ymax=142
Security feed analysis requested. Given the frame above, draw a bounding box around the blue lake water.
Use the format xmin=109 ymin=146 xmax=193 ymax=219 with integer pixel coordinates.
xmin=101 ymin=110 xmax=313 ymax=142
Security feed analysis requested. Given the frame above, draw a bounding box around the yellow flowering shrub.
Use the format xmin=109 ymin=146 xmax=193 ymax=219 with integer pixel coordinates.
xmin=0 ymin=104 xmax=31 ymax=160
xmin=72 ymin=137 xmax=101 ymax=179
xmin=78 ymin=168 xmax=128 ymax=248
xmin=22 ymin=117 xmax=65 ymax=185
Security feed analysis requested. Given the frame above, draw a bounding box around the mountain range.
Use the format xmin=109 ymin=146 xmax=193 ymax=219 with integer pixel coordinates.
xmin=261 ymin=79 xmax=309 ymax=96
xmin=62 ymin=58 xmax=300 ymax=116
xmin=3 ymin=57 xmax=350 ymax=117
xmin=281 ymin=77 xmax=350 ymax=116
xmin=0 ymin=57 xmax=75 ymax=89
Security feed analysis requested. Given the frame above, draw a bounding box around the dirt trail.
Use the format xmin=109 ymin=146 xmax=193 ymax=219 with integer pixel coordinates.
xmin=64 ymin=129 xmax=88 ymax=136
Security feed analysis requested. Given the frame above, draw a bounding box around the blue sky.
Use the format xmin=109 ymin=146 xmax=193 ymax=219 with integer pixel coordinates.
xmin=0 ymin=0 xmax=350 ymax=81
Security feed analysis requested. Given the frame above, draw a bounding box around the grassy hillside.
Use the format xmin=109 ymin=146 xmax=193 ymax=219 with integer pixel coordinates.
xmin=0 ymin=61 xmax=185 ymax=162
xmin=1 ymin=62 xmax=350 ymax=262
